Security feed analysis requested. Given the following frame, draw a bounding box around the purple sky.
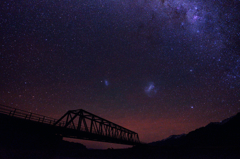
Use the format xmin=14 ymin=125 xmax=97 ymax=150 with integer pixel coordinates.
xmin=1 ymin=0 xmax=240 ymax=149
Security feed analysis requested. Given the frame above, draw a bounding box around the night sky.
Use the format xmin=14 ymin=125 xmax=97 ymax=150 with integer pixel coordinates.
xmin=1 ymin=0 xmax=240 ymax=149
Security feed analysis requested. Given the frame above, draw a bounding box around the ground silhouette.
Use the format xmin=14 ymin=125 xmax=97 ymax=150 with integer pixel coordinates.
xmin=0 ymin=112 xmax=240 ymax=158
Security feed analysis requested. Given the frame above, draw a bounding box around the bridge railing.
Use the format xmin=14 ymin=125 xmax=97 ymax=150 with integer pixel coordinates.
xmin=0 ymin=104 xmax=65 ymax=126
xmin=0 ymin=104 xmax=141 ymax=144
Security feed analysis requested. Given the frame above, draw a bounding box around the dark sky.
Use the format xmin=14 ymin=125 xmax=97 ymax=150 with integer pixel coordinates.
xmin=1 ymin=0 xmax=240 ymax=149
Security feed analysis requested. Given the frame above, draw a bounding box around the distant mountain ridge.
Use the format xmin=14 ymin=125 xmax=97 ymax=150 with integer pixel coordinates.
xmin=150 ymin=112 xmax=240 ymax=147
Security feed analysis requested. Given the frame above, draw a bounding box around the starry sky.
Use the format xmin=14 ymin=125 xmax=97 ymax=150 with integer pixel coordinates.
xmin=1 ymin=0 xmax=240 ymax=149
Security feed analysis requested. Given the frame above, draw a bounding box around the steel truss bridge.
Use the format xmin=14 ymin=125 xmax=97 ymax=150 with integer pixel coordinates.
xmin=0 ymin=104 xmax=140 ymax=145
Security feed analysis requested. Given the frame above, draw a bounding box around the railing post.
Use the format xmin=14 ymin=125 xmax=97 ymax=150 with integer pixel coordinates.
xmin=29 ymin=113 xmax=32 ymax=120
xmin=10 ymin=109 xmax=16 ymax=116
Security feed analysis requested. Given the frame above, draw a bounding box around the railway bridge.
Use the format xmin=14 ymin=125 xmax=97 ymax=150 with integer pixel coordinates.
xmin=0 ymin=104 xmax=140 ymax=147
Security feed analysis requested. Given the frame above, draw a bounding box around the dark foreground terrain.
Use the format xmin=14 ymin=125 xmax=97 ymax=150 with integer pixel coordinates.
xmin=1 ymin=112 xmax=240 ymax=159
xmin=0 ymin=145 xmax=240 ymax=159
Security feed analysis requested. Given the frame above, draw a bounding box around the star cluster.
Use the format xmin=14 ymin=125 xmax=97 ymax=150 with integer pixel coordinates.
xmin=1 ymin=0 xmax=240 ymax=149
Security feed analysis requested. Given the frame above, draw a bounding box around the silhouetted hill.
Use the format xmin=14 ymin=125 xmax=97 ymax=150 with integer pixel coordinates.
xmin=150 ymin=112 xmax=240 ymax=147
xmin=150 ymin=134 xmax=186 ymax=146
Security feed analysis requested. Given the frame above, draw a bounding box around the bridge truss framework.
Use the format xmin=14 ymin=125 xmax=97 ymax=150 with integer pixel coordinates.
xmin=54 ymin=109 xmax=140 ymax=145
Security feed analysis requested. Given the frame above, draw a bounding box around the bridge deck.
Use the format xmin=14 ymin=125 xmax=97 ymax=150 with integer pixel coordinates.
xmin=0 ymin=104 xmax=140 ymax=145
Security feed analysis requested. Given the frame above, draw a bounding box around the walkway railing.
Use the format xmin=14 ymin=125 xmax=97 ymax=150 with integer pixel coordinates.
xmin=0 ymin=104 xmax=65 ymax=126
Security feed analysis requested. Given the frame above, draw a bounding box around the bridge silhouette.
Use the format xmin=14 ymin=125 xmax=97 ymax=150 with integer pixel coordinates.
xmin=0 ymin=104 xmax=140 ymax=146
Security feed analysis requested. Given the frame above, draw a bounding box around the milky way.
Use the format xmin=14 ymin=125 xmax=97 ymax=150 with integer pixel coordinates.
xmin=1 ymin=0 xmax=240 ymax=148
